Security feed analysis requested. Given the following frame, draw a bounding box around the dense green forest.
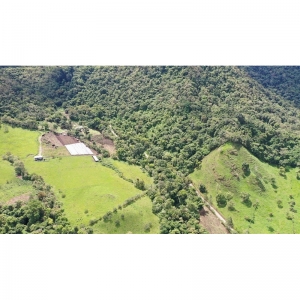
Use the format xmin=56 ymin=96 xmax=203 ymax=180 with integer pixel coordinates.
xmin=1 ymin=66 xmax=300 ymax=233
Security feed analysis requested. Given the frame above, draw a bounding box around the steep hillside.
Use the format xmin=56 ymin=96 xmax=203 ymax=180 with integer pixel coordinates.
xmin=1 ymin=66 xmax=300 ymax=233
xmin=244 ymin=66 xmax=300 ymax=106
xmin=190 ymin=143 xmax=300 ymax=233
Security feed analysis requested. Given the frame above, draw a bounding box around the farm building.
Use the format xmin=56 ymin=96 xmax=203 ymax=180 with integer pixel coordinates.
xmin=65 ymin=143 xmax=94 ymax=155
xmin=34 ymin=155 xmax=43 ymax=161
xmin=92 ymin=155 xmax=99 ymax=162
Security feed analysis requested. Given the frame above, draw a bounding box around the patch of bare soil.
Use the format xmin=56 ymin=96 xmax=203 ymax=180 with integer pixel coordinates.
xmin=7 ymin=193 xmax=31 ymax=205
xmin=92 ymin=135 xmax=116 ymax=154
xmin=200 ymin=206 xmax=229 ymax=234
xmin=42 ymin=132 xmax=64 ymax=147
xmin=56 ymin=134 xmax=80 ymax=146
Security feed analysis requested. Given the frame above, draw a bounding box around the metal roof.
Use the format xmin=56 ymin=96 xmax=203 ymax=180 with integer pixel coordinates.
xmin=65 ymin=143 xmax=93 ymax=155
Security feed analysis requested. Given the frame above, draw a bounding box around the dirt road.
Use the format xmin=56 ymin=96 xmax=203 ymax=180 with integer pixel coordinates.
xmin=38 ymin=135 xmax=42 ymax=156
xmin=189 ymin=183 xmax=234 ymax=233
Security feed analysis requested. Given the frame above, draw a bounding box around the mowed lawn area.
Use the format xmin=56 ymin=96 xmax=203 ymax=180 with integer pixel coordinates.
xmin=190 ymin=143 xmax=300 ymax=234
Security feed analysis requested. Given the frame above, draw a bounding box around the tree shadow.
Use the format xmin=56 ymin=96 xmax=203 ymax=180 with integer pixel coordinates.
xmin=232 ymin=143 xmax=242 ymax=151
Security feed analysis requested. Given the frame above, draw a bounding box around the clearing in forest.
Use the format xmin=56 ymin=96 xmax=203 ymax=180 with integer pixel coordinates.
xmin=0 ymin=125 xmax=159 ymax=233
xmin=24 ymin=155 xmax=159 ymax=233
xmin=190 ymin=143 xmax=300 ymax=234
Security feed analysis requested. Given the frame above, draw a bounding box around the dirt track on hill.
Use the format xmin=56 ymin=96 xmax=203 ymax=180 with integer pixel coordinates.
xmin=189 ymin=183 xmax=232 ymax=234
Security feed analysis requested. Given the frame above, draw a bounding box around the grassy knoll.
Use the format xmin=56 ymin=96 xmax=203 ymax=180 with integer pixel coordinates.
xmin=107 ymin=158 xmax=153 ymax=186
xmin=24 ymin=156 xmax=157 ymax=233
xmin=92 ymin=196 xmax=159 ymax=234
xmin=0 ymin=125 xmax=40 ymax=158
xmin=190 ymin=143 xmax=300 ymax=234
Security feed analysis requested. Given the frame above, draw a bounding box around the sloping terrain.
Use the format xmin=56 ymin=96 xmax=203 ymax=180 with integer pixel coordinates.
xmin=190 ymin=143 xmax=300 ymax=233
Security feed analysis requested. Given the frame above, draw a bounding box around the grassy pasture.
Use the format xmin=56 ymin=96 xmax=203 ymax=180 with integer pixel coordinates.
xmin=190 ymin=143 xmax=300 ymax=234
xmin=107 ymin=158 xmax=153 ymax=186
xmin=0 ymin=125 xmax=40 ymax=158
xmin=0 ymin=126 xmax=37 ymax=204
xmin=0 ymin=125 xmax=159 ymax=233
xmin=0 ymin=179 xmax=33 ymax=205
xmin=92 ymin=196 xmax=159 ymax=234
xmin=24 ymin=155 xmax=159 ymax=233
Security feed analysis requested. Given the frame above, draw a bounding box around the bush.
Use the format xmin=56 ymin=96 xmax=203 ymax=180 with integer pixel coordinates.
xmin=216 ymin=193 xmax=227 ymax=207
xmin=228 ymin=201 xmax=235 ymax=211
xmin=144 ymin=222 xmax=152 ymax=232
xmin=277 ymin=200 xmax=283 ymax=208
xmin=89 ymin=218 xmax=98 ymax=226
xmin=199 ymin=184 xmax=207 ymax=193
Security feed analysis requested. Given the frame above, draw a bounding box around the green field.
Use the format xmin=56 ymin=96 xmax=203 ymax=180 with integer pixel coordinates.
xmin=190 ymin=143 xmax=300 ymax=234
xmin=0 ymin=125 xmax=159 ymax=233
xmin=24 ymin=155 xmax=159 ymax=233
xmin=0 ymin=125 xmax=40 ymax=158
xmin=0 ymin=179 xmax=33 ymax=205
xmin=92 ymin=196 xmax=159 ymax=234
xmin=0 ymin=126 xmax=38 ymax=204
xmin=107 ymin=158 xmax=153 ymax=186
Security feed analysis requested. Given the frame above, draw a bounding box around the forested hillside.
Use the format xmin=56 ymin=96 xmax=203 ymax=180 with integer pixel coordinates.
xmin=244 ymin=66 xmax=300 ymax=106
xmin=1 ymin=66 xmax=300 ymax=233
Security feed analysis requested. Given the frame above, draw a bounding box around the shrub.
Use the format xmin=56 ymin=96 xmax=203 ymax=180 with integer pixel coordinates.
xmin=144 ymin=222 xmax=152 ymax=232
xmin=89 ymin=218 xmax=98 ymax=226
xmin=228 ymin=201 xmax=235 ymax=211
xmin=199 ymin=184 xmax=207 ymax=193
xmin=216 ymin=193 xmax=227 ymax=207
xmin=277 ymin=200 xmax=283 ymax=208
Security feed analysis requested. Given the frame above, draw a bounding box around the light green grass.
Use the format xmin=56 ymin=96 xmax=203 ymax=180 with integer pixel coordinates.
xmin=0 ymin=125 xmax=158 ymax=233
xmin=0 ymin=125 xmax=40 ymax=158
xmin=107 ymin=159 xmax=153 ymax=186
xmin=0 ymin=160 xmax=15 ymax=185
xmin=0 ymin=126 xmax=37 ymax=203
xmin=0 ymin=179 xmax=33 ymax=205
xmin=24 ymin=156 xmax=157 ymax=233
xmin=190 ymin=143 xmax=300 ymax=234
xmin=92 ymin=196 xmax=159 ymax=234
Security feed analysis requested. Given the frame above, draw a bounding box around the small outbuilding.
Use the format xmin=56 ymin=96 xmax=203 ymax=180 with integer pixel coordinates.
xmin=34 ymin=155 xmax=43 ymax=161
xmin=92 ymin=155 xmax=99 ymax=162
